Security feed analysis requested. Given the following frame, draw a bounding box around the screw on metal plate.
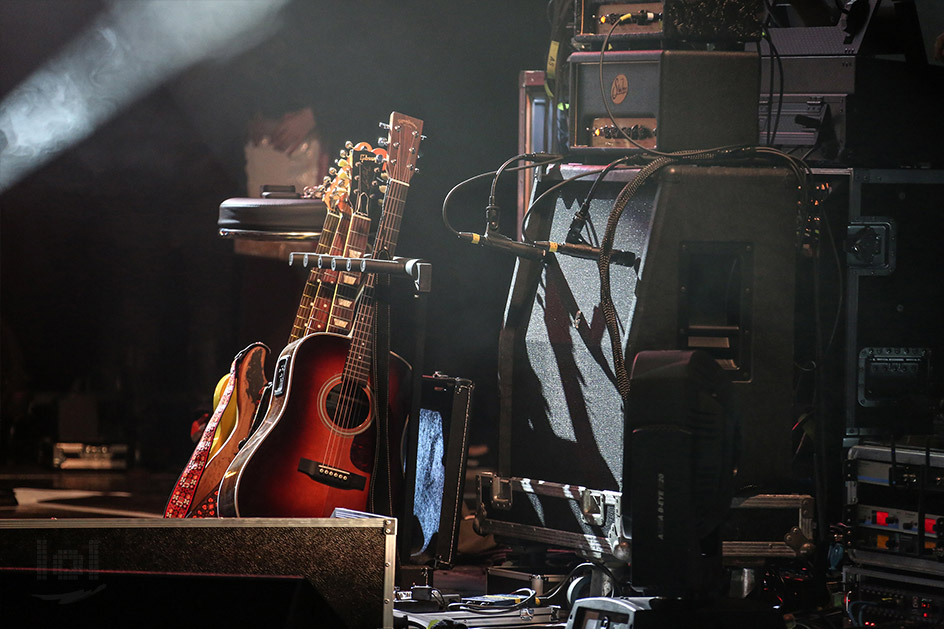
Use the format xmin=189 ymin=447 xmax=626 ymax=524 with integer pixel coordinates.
xmin=784 ymin=526 xmax=814 ymax=555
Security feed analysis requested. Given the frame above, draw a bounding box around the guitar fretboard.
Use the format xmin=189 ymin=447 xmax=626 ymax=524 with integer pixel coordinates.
xmin=306 ymin=212 xmax=370 ymax=336
xmin=290 ymin=209 xmax=344 ymax=342
xmin=342 ymin=180 xmax=409 ymax=386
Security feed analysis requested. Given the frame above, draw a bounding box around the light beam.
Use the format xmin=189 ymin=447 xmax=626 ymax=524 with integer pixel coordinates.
xmin=0 ymin=0 xmax=289 ymax=192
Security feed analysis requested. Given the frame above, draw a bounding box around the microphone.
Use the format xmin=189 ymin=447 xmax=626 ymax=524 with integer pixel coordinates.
xmin=534 ymin=240 xmax=637 ymax=268
xmin=457 ymin=232 xmax=547 ymax=260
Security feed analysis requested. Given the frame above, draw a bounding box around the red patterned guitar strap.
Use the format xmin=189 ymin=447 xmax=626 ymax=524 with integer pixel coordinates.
xmin=164 ymin=345 xmax=252 ymax=518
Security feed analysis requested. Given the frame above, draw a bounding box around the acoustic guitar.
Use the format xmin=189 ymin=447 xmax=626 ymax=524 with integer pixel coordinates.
xmin=165 ymin=143 xmax=380 ymax=518
xmin=218 ymin=112 xmax=424 ymax=518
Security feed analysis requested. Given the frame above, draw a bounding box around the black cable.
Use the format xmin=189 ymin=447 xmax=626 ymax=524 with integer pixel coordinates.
xmin=490 ymin=154 xmax=536 ymax=203
xmin=538 ymin=561 xmax=626 ymax=601
xmin=491 ymin=153 xmax=566 ymax=204
xmin=764 ymin=29 xmax=785 ymax=148
xmin=442 ymin=155 xmax=563 ymax=236
xmin=598 ymin=156 xmax=675 ymax=398
xmin=490 ymin=154 xmax=565 ymax=231
xmin=568 ymin=156 xmax=634 ymax=246
xmin=520 ymin=166 xmax=612 ymax=240
xmin=764 ymin=0 xmax=784 ymax=28
xmin=442 ymin=171 xmax=494 ymax=236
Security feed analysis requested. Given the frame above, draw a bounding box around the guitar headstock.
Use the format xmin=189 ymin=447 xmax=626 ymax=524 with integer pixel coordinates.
xmin=313 ymin=141 xmax=386 ymax=213
xmin=347 ymin=143 xmax=387 ymax=216
xmin=380 ymin=112 xmax=424 ymax=186
xmin=312 ymin=152 xmax=353 ymax=212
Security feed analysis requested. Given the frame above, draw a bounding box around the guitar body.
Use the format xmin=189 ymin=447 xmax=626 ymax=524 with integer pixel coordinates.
xmin=218 ymin=333 xmax=409 ymax=518
xmin=208 ymin=374 xmax=234 ymax=458
xmin=185 ymin=344 xmax=269 ymax=517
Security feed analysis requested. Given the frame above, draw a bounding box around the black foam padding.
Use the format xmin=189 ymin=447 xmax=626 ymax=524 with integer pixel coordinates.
xmin=218 ymin=197 xmax=327 ymax=233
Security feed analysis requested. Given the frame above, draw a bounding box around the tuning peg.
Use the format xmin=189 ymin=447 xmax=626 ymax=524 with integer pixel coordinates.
xmin=380 ymin=171 xmax=389 ymax=181
xmin=378 ymin=122 xmax=391 ymax=131
xmin=377 ymin=136 xmax=389 ymax=147
xmin=378 ymin=185 xmax=388 ymax=195
xmin=339 ymin=149 xmax=348 ymax=159
xmin=338 ymin=158 xmax=350 ymax=169
xmin=328 ymin=167 xmax=338 ymax=176
xmin=345 ymin=140 xmax=354 ymax=149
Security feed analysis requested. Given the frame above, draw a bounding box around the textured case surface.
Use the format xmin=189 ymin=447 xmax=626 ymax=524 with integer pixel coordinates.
xmin=0 ymin=517 xmax=395 ymax=628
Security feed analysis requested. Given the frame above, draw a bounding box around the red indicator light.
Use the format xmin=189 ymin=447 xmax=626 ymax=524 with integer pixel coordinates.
xmin=875 ymin=511 xmax=889 ymax=526
xmin=926 ymin=518 xmax=936 ymax=534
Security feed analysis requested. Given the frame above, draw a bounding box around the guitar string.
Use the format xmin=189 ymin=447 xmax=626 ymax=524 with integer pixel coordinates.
xmin=321 ymin=162 xmax=379 ymax=468
xmin=325 ymin=170 xmax=410 ymax=470
xmin=322 ymin=160 xmax=387 ymax=468
xmin=322 ymin=125 xmax=419 ymax=480
xmin=315 ymin=177 xmax=370 ymax=470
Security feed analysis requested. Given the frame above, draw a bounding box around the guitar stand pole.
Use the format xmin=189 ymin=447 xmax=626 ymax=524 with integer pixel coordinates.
xmin=290 ymin=252 xmax=431 ymax=568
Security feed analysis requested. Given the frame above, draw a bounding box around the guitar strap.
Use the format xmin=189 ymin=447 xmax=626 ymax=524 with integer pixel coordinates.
xmin=163 ymin=344 xmax=261 ymax=518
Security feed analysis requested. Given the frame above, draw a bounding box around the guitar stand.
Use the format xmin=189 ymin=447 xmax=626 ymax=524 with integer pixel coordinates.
xmin=290 ymin=252 xmax=431 ymax=565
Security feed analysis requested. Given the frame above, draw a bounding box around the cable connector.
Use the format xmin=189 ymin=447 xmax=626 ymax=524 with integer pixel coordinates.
xmin=485 ymin=203 xmax=501 ymax=232
xmin=600 ymin=12 xmax=662 ymax=25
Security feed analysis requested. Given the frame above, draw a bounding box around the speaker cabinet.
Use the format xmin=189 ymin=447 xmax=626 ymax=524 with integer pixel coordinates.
xmin=0 ymin=517 xmax=395 ymax=628
xmin=499 ymin=164 xmax=798 ymax=493
xmin=628 ymin=165 xmax=799 ymax=490
xmin=500 ymin=165 xmax=657 ymax=491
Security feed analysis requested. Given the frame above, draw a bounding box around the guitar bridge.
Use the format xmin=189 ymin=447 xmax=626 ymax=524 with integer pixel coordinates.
xmin=298 ymin=458 xmax=366 ymax=491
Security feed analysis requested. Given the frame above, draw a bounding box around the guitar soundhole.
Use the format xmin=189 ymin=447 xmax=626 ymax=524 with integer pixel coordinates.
xmin=320 ymin=377 xmax=372 ymax=435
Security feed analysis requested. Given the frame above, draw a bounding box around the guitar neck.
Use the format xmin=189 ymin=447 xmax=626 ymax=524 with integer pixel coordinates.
xmin=290 ymin=146 xmax=382 ymax=343
xmin=311 ymin=212 xmax=371 ymax=336
xmin=290 ymin=209 xmax=344 ymax=343
xmin=341 ymin=113 xmax=423 ymax=386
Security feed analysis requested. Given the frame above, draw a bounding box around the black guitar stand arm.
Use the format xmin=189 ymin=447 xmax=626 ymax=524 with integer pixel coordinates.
xmin=288 ymin=252 xmax=432 ymax=295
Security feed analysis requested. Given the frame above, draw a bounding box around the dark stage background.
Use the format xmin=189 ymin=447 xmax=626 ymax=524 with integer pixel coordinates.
xmin=0 ymin=0 xmax=549 ymax=470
